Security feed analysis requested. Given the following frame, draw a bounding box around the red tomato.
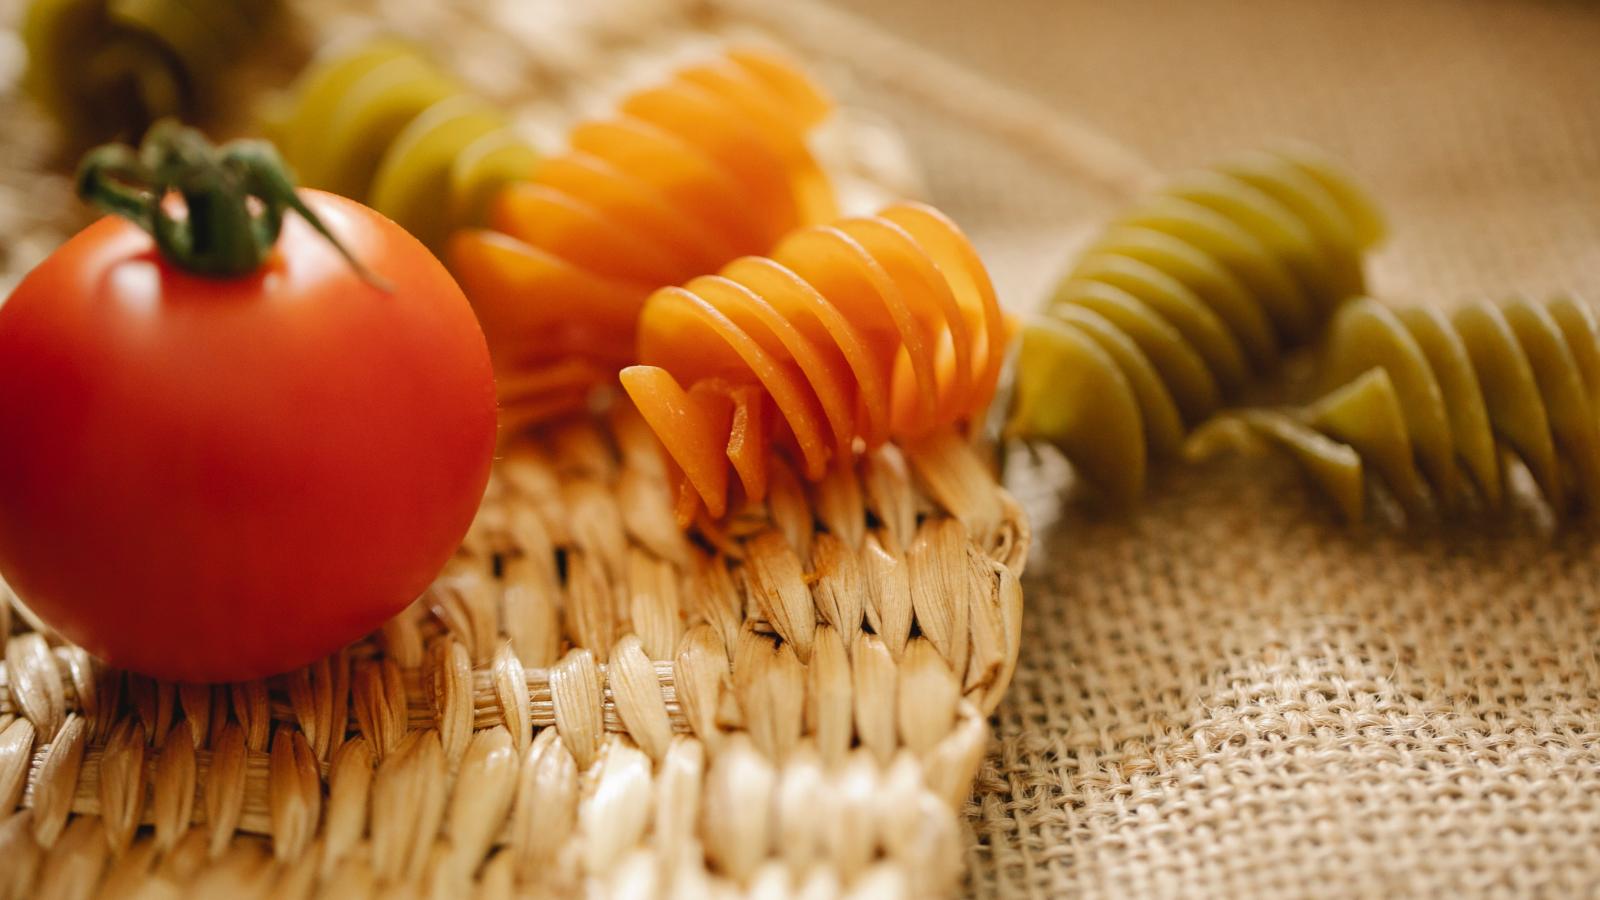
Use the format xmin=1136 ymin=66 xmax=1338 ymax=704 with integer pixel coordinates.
xmin=0 ymin=190 xmax=497 ymax=682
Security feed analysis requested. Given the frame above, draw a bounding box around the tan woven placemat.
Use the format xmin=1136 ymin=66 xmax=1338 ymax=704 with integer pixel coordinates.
xmin=0 ymin=1 xmax=1034 ymax=896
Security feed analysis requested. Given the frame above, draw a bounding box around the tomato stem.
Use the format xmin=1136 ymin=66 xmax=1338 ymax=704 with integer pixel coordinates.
xmin=75 ymin=120 xmax=389 ymax=288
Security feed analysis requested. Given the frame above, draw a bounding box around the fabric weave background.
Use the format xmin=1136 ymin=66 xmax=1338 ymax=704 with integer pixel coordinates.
xmin=790 ymin=1 xmax=1600 ymax=896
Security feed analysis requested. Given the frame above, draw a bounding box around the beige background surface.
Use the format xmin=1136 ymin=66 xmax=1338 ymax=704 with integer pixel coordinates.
xmin=824 ymin=0 xmax=1600 ymax=297
xmin=793 ymin=1 xmax=1600 ymax=896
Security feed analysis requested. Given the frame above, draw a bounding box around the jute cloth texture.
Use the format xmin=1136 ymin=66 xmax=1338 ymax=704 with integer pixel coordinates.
xmin=767 ymin=1 xmax=1600 ymax=897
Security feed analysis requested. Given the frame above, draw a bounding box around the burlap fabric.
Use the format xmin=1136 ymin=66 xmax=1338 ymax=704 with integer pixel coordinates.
xmin=765 ymin=1 xmax=1600 ymax=896
xmin=2 ymin=0 xmax=1598 ymax=897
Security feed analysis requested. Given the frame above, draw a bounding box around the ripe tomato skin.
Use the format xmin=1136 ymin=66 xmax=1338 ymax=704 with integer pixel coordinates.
xmin=0 ymin=190 xmax=497 ymax=682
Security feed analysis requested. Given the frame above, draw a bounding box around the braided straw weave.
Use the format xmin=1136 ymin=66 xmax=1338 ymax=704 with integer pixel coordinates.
xmin=0 ymin=415 xmax=1026 ymax=897
xmin=0 ymin=1 xmax=1035 ymax=897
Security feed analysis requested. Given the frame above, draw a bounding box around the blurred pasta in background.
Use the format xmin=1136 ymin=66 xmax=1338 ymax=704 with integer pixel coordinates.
xmin=1192 ymin=295 xmax=1600 ymax=524
xmin=22 ymin=0 xmax=285 ymax=146
xmin=1009 ymin=145 xmax=1384 ymax=504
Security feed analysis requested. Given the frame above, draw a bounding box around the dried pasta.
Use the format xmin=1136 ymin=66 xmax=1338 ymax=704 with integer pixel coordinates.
xmin=448 ymin=47 xmax=837 ymax=426
xmin=1194 ymin=296 xmax=1600 ymax=522
xmin=619 ymin=202 xmax=1011 ymax=523
xmin=263 ymin=40 xmax=538 ymax=253
xmin=23 ymin=0 xmax=282 ymax=145
xmin=1009 ymin=145 xmax=1385 ymax=503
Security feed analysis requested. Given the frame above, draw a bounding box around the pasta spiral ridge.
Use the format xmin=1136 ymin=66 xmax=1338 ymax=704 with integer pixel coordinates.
xmin=1010 ymin=145 xmax=1385 ymax=503
xmin=620 ymin=202 xmax=1011 ymax=522
xmin=1194 ymin=296 xmax=1600 ymax=523
xmin=264 ymin=40 xmax=537 ymax=255
xmin=448 ymin=47 xmax=837 ymax=425
xmin=24 ymin=0 xmax=282 ymax=145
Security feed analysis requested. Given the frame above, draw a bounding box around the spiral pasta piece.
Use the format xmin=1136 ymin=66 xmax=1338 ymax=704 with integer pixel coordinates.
xmin=263 ymin=40 xmax=539 ymax=253
xmin=448 ymin=47 xmax=837 ymax=424
xmin=23 ymin=0 xmax=282 ymax=145
xmin=618 ymin=202 xmax=1010 ymax=522
xmin=1010 ymin=145 xmax=1385 ymax=503
xmin=1194 ymin=296 xmax=1600 ymax=522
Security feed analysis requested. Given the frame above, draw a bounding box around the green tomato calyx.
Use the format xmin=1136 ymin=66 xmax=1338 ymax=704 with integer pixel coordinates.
xmin=75 ymin=119 xmax=389 ymax=288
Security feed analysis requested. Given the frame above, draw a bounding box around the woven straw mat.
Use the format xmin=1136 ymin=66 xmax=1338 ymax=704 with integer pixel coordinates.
xmin=3 ymin=0 xmax=1600 ymax=898
xmin=0 ymin=1 xmax=1032 ymax=897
